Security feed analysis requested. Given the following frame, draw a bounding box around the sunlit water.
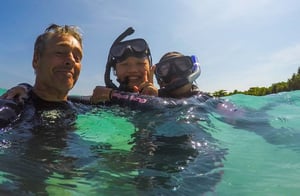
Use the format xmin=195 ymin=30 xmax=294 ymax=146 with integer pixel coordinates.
xmin=0 ymin=88 xmax=299 ymax=195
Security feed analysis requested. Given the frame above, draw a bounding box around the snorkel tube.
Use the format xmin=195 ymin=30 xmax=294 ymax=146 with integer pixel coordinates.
xmin=188 ymin=55 xmax=201 ymax=83
xmin=158 ymin=55 xmax=201 ymax=97
xmin=104 ymin=27 xmax=135 ymax=89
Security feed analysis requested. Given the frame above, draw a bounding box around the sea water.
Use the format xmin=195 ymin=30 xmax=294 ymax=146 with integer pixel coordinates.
xmin=0 ymin=88 xmax=299 ymax=195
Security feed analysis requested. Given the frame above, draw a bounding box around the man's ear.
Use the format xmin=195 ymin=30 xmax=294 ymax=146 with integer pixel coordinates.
xmin=32 ymin=52 xmax=39 ymax=69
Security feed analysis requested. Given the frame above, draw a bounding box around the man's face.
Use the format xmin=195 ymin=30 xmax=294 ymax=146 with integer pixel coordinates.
xmin=33 ymin=35 xmax=83 ymax=93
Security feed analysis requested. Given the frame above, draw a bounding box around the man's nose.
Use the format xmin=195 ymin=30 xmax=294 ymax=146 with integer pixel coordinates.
xmin=64 ymin=52 xmax=75 ymax=65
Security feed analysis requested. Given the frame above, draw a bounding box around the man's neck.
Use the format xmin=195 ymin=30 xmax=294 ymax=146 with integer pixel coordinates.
xmin=33 ymin=85 xmax=68 ymax=102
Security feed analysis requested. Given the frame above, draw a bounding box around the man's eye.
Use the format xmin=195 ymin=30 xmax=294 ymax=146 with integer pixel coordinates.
xmin=74 ymin=55 xmax=81 ymax=63
xmin=55 ymin=51 xmax=64 ymax=56
xmin=73 ymin=52 xmax=82 ymax=62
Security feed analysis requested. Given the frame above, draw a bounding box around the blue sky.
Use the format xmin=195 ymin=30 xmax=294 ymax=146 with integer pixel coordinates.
xmin=1 ymin=0 xmax=300 ymax=95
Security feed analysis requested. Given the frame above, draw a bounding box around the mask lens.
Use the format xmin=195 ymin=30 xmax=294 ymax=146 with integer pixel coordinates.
xmin=110 ymin=44 xmax=126 ymax=57
xmin=110 ymin=39 xmax=148 ymax=59
xmin=174 ymin=57 xmax=193 ymax=72
xmin=131 ymin=39 xmax=147 ymax=52
xmin=156 ymin=62 xmax=171 ymax=77
xmin=155 ymin=56 xmax=195 ymax=83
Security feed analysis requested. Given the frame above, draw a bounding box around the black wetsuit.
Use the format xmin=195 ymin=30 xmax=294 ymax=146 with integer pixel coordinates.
xmin=0 ymin=86 xmax=231 ymax=194
xmin=70 ymin=87 xmax=230 ymax=194
xmin=0 ymin=89 xmax=92 ymax=195
xmin=0 ymin=89 xmax=79 ymax=130
xmin=0 ymin=99 xmax=23 ymax=129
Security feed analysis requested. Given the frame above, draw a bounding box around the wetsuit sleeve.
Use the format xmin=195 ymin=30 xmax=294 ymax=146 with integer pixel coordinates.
xmin=69 ymin=91 xmax=183 ymax=110
xmin=0 ymin=99 xmax=23 ymax=128
xmin=18 ymin=83 xmax=33 ymax=92
xmin=68 ymin=95 xmax=93 ymax=104
xmin=110 ymin=90 xmax=178 ymax=110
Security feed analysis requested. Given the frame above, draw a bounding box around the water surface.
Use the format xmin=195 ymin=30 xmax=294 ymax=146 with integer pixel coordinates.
xmin=0 ymin=88 xmax=299 ymax=195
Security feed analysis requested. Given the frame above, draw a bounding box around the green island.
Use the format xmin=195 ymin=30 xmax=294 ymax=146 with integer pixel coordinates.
xmin=212 ymin=67 xmax=300 ymax=97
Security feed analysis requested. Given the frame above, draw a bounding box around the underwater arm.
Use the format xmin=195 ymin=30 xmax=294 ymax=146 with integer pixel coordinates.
xmin=215 ymin=100 xmax=246 ymax=124
xmin=198 ymin=94 xmax=245 ymax=125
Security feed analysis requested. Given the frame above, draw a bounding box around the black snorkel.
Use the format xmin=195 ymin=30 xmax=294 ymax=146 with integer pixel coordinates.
xmin=104 ymin=27 xmax=135 ymax=89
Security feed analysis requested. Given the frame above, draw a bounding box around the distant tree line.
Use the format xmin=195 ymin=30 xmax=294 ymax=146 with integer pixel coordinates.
xmin=212 ymin=67 xmax=300 ymax=97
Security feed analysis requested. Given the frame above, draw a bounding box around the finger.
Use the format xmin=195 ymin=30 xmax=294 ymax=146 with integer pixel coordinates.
xmin=133 ymin=86 xmax=139 ymax=92
xmin=8 ymin=95 xmax=15 ymax=99
xmin=149 ymin=65 xmax=155 ymax=84
xmin=143 ymin=70 xmax=149 ymax=83
xmin=5 ymin=93 xmax=15 ymax=100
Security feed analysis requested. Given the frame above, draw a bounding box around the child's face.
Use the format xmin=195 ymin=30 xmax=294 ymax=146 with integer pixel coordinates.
xmin=115 ymin=56 xmax=150 ymax=90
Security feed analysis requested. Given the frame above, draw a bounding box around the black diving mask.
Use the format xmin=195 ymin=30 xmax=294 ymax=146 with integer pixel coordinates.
xmin=155 ymin=55 xmax=199 ymax=83
xmin=110 ymin=38 xmax=150 ymax=62
xmin=105 ymin=27 xmax=153 ymax=89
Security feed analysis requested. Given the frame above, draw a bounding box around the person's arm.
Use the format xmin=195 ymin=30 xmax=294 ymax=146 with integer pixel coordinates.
xmin=89 ymin=85 xmax=156 ymax=108
xmin=0 ymin=99 xmax=23 ymax=128
xmin=0 ymin=83 xmax=32 ymax=103
xmin=74 ymin=85 xmax=177 ymax=110
xmin=193 ymin=92 xmax=245 ymax=124
xmin=68 ymin=95 xmax=93 ymax=104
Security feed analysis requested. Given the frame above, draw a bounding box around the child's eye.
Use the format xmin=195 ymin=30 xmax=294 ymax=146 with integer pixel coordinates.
xmin=119 ymin=62 xmax=128 ymax=66
xmin=138 ymin=62 xmax=147 ymax=66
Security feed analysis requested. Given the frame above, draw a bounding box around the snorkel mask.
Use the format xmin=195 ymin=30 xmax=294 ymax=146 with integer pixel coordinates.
xmin=104 ymin=27 xmax=152 ymax=90
xmin=155 ymin=55 xmax=201 ymax=97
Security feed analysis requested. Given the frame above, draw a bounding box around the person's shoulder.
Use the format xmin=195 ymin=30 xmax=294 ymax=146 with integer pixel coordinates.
xmin=192 ymin=90 xmax=213 ymax=102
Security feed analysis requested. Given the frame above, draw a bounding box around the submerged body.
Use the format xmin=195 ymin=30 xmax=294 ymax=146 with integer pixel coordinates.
xmin=0 ymin=90 xmax=227 ymax=195
xmin=1 ymin=88 xmax=300 ymax=195
xmin=0 ymin=89 xmax=88 ymax=195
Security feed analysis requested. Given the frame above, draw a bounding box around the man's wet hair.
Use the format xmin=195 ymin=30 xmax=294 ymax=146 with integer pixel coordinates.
xmin=34 ymin=23 xmax=83 ymax=56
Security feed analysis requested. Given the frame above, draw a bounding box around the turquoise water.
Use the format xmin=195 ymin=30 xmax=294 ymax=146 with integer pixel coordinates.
xmin=0 ymin=88 xmax=300 ymax=195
